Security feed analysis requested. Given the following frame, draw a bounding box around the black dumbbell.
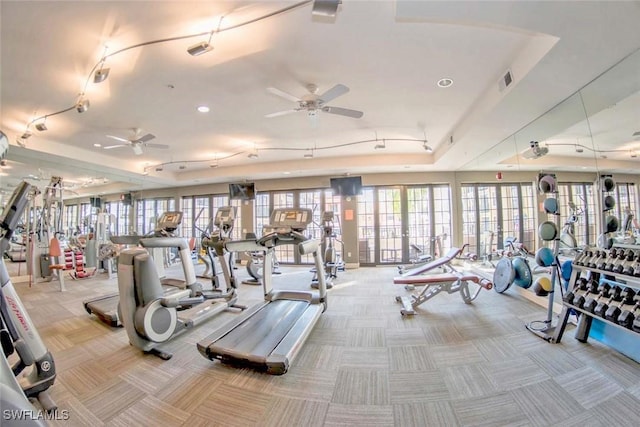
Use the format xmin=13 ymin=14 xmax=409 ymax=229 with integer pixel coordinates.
xmin=597 ymin=250 xmax=611 ymax=270
xmin=583 ymin=283 xmax=612 ymax=313
xmin=614 ymin=250 xmax=630 ymax=274
xmin=622 ymin=251 xmax=637 ymax=276
xmin=574 ymin=279 xmax=600 ymax=309
xmin=605 ymin=287 xmax=633 ymax=322
xmin=595 ymin=286 xmax=622 ymax=318
xmin=617 ymin=298 xmax=640 ymax=329
xmin=605 ymin=249 xmax=623 ymax=272
xmin=564 ymin=278 xmax=588 ymax=305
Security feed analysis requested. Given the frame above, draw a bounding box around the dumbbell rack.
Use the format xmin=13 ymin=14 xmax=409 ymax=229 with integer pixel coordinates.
xmin=552 ymin=244 xmax=640 ymax=344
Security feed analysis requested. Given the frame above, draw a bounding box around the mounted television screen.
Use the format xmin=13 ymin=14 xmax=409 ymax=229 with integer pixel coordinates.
xmin=330 ymin=176 xmax=363 ymax=196
xmin=89 ymin=197 xmax=102 ymax=208
xmin=229 ymin=182 xmax=255 ymax=200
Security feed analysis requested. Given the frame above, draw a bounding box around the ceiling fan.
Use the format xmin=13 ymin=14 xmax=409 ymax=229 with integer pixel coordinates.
xmin=103 ymin=129 xmax=169 ymax=155
xmin=265 ymin=83 xmax=364 ymax=120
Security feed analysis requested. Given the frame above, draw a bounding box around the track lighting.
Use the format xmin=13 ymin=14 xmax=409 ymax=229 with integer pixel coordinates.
xmin=20 ymin=130 xmax=32 ymax=140
xmin=93 ymin=67 xmax=110 ymax=83
xmin=155 ymin=166 xmax=163 ymax=172
xmin=304 ymin=151 xmax=314 ymax=159
xmin=423 ymin=142 xmax=433 ymax=153
xmin=575 ymin=145 xmax=584 ymax=153
xmin=187 ymin=41 xmax=213 ymax=56
xmin=35 ymin=119 xmax=47 ymax=132
xmin=374 ymin=139 xmax=386 ymax=149
xmin=209 ymin=162 xmax=219 ymax=168
xmin=312 ymin=0 xmax=341 ymax=17
xmin=76 ymin=95 xmax=90 ymax=113
xmin=631 ymin=152 xmax=638 ymax=158
xmin=248 ymin=152 xmax=258 ymax=159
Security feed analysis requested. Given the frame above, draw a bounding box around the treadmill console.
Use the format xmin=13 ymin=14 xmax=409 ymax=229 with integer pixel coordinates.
xmin=269 ymin=208 xmax=312 ymax=232
xmin=156 ymin=211 xmax=183 ymax=233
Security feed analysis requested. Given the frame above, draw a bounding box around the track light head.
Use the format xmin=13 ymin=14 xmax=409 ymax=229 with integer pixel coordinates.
xmin=35 ymin=121 xmax=47 ymax=132
xmin=187 ymin=42 xmax=213 ymax=56
xmin=76 ymin=97 xmax=90 ymax=113
xmin=423 ymin=142 xmax=433 ymax=153
xmin=20 ymin=130 xmax=32 ymax=140
xmin=248 ymin=152 xmax=258 ymax=159
xmin=155 ymin=166 xmax=163 ymax=172
xmin=94 ymin=67 xmax=110 ymax=83
xmin=312 ymin=0 xmax=341 ymax=17
xmin=374 ymin=140 xmax=386 ymax=149
xmin=209 ymin=162 xmax=219 ymax=168
xmin=304 ymin=152 xmax=314 ymax=159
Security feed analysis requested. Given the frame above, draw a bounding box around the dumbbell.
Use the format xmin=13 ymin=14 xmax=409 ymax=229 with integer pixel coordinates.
xmin=596 ymin=250 xmax=611 ymax=270
xmin=583 ymin=283 xmax=612 ymax=313
xmin=605 ymin=249 xmax=623 ymax=272
xmin=585 ymin=250 xmax=599 ymax=268
xmin=633 ymin=314 xmax=640 ymax=333
xmin=573 ymin=279 xmax=600 ymax=309
xmin=564 ymin=277 xmax=588 ymax=305
xmin=613 ymin=250 xmax=631 ymax=274
xmin=622 ymin=251 xmax=638 ymax=276
xmin=617 ymin=294 xmax=640 ymax=329
xmin=605 ymin=288 xmax=635 ymax=321
xmin=575 ymin=250 xmax=590 ymax=266
xmin=594 ymin=286 xmax=622 ymax=318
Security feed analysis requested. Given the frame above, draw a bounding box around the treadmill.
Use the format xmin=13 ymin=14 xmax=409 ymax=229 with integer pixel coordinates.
xmin=197 ymin=208 xmax=328 ymax=375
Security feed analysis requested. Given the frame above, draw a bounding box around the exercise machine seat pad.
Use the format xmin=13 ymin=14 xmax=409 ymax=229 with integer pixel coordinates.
xmin=394 ymin=273 xmax=489 ymax=286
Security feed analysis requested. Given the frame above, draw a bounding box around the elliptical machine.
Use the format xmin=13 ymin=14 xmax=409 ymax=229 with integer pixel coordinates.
xmin=0 ymin=181 xmax=57 ymax=414
xmin=118 ymin=223 xmax=245 ymax=359
xmin=199 ymin=206 xmax=239 ymax=300
xmin=559 ymin=200 xmax=583 ymax=254
xmin=311 ymin=211 xmax=344 ymax=288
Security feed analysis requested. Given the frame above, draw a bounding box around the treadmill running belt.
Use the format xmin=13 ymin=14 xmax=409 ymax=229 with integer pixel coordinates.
xmin=210 ymin=299 xmax=310 ymax=361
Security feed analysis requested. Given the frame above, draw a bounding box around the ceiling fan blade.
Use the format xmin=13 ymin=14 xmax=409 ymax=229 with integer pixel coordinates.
xmin=134 ymin=133 xmax=156 ymax=143
xmin=267 ymin=87 xmax=301 ymax=103
xmin=145 ymin=143 xmax=169 ymax=149
xmin=265 ymin=109 xmax=301 ymax=118
xmin=103 ymin=144 xmax=130 ymax=150
xmin=321 ymin=106 xmax=364 ymax=118
xmin=106 ymin=135 xmax=130 ymax=143
xmin=318 ymin=84 xmax=349 ymax=104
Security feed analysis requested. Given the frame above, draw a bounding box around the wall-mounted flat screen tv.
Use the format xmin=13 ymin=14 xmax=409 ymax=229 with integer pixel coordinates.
xmin=229 ymin=182 xmax=255 ymax=200
xmin=330 ymin=176 xmax=363 ymax=196
xmin=89 ymin=197 xmax=102 ymax=208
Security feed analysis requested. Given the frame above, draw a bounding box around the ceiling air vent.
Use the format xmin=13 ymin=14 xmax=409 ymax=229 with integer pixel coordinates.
xmin=498 ymin=69 xmax=514 ymax=92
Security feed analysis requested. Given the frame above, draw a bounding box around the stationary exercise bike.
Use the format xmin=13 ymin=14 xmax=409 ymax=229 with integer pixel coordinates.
xmin=311 ymin=211 xmax=344 ymax=289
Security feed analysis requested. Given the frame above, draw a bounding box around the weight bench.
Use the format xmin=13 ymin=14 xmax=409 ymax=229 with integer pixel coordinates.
xmin=394 ymin=273 xmax=493 ymax=316
xmin=398 ymin=247 xmax=462 ymax=278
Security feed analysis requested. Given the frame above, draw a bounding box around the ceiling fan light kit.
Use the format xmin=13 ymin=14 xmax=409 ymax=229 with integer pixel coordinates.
xmin=265 ymin=83 xmax=364 ymax=121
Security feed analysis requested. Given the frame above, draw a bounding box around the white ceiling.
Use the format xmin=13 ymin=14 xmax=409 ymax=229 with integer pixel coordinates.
xmin=1 ymin=1 xmax=640 ymax=198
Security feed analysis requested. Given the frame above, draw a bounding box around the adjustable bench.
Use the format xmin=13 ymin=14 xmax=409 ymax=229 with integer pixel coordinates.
xmin=398 ymin=247 xmax=462 ymax=278
xmin=394 ymin=272 xmax=493 ymax=316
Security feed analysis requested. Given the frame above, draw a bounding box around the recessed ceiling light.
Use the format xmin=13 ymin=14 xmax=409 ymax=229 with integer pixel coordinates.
xmin=93 ymin=143 xmax=102 ymax=147
xmin=197 ymin=105 xmax=210 ymax=113
xmin=437 ymin=78 xmax=453 ymax=88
